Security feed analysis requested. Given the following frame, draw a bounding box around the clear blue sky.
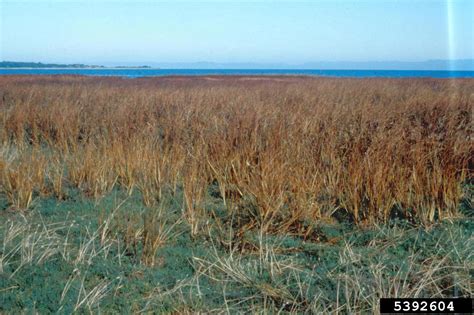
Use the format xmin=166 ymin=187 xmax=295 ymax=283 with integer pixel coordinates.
xmin=1 ymin=0 xmax=473 ymax=65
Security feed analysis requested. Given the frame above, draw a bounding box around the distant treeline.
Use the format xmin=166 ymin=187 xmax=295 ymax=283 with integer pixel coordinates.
xmin=0 ymin=61 xmax=104 ymax=68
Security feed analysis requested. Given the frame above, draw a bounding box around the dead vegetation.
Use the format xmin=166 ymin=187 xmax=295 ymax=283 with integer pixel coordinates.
xmin=0 ymin=75 xmax=472 ymax=234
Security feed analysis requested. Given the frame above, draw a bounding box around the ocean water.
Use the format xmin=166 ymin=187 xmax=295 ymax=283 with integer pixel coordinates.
xmin=1 ymin=68 xmax=474 ymax=78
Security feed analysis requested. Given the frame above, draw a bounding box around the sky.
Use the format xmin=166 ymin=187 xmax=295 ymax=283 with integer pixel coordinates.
xmin=1 ymin=0 xmax=473 ymax=68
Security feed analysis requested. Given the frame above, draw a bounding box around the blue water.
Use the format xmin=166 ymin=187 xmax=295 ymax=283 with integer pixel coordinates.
xmin=1 ymin=68 xmax=474 ymax=78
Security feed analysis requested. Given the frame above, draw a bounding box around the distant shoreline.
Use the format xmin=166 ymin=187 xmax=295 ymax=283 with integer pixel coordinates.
xmin=0 ymin=67 xmax=157 ymax=70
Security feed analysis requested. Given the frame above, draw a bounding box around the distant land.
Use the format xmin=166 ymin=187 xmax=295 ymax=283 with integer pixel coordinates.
xmin=2 ymin=60 xmax=473 ymax=71
xmin=0 ymin=61 xmax=104 ymax=68
xmin=0 ymin=61 xmax=151 ymax=69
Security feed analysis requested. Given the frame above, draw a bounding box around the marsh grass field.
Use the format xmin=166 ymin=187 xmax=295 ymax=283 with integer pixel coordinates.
xmin=0 ymin=75 xmax=472 ymax=313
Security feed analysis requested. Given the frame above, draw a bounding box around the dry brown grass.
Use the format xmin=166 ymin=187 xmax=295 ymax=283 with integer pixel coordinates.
xmin=0 ymin=75 xmax=472 ymax=233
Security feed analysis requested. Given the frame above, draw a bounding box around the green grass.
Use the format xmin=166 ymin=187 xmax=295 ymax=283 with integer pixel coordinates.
xmin=0 ymin=185 xmax=472 ymax=314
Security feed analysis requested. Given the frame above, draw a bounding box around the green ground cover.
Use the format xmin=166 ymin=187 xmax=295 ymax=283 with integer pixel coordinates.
xmin=0 ymin=185 xmax=472 ymax=314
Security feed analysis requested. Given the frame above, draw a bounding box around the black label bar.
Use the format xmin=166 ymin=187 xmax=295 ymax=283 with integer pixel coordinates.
xmin=380 ymin=298 xmax=472 ymax=314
